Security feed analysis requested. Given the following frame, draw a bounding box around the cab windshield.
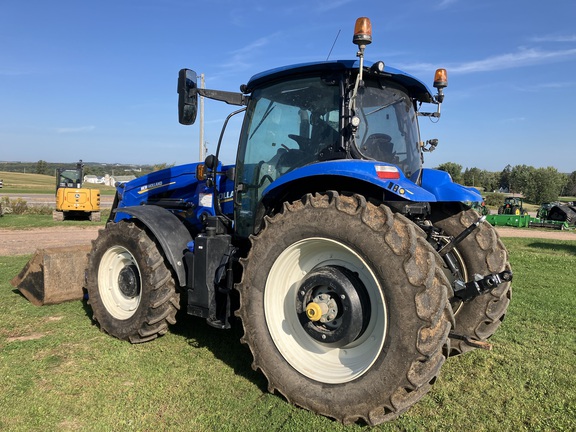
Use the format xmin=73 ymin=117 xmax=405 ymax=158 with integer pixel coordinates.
xmin=353 ymin=80 xmax=421 ymax=178
xmin=58 ymin=169 xmax=82 ymax=188
xmin=235 ymin=75 xmax=341 ymax=236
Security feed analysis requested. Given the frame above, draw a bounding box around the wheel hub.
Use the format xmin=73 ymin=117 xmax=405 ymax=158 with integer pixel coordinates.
xmin=297 ymin=265 xmax=370 ymax=348
xmin=118 ymin=265 xmax=140 ymax=298
xmin=305 ymin=302 xmax=325 ymax=321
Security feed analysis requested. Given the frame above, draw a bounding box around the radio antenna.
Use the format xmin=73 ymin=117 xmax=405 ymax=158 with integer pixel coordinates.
xmin=326 ymin=29 xmax=341 ymax=61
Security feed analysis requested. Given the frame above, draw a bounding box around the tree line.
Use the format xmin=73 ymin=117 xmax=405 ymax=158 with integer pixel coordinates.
xmin=0 ymin=160 xmax=161 ymax=178
xmin=437 ymin=162 xmax=576 ymax=204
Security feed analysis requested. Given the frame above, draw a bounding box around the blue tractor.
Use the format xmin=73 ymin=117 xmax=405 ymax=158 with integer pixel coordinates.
xmin=86 ymin=18 xmax=512 ymax=425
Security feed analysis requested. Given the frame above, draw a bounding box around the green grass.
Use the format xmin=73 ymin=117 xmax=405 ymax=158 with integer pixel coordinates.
xmin=0 ymin=213 xmax=109 ymax=229
xmin=1 ymin=238 xmax=575 ymax=431
xmin=0 ymin=171 xmax=55 ymax=192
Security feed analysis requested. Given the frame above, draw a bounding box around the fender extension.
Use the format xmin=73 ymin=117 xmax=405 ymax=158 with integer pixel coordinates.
xmin=115 ymin=205 xmax=193 ymax=287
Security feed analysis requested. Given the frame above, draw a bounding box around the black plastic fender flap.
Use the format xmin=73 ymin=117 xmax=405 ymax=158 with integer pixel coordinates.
xmin=116 ymin=205 xmax=192 ymax=287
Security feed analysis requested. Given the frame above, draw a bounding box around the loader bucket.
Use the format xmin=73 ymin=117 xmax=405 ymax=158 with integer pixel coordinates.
xmin=11 ymin=245 xmax=91 ymax=306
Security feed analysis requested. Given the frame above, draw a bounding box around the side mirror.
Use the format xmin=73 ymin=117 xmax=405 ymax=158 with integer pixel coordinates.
xmin=178 ymin=69 xmax=198 ymax=125
xmin=204 ymin=154 xmax=218 ymax=170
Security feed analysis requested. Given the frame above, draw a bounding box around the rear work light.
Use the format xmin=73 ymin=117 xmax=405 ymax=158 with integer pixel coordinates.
xmin=375 ymin=165 xmax=400 ymax=179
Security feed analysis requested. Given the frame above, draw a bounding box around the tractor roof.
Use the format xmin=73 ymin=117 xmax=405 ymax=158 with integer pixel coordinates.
xmin=244 ymin=59 xmax=434 ymax=103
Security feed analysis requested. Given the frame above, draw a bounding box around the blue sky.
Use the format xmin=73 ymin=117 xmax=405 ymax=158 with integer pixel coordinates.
xmin=1 ymin=0 xmax=575 ymax=173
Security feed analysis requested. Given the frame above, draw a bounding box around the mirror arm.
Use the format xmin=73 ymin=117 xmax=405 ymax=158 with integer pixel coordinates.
xmin=198 ymin=88 xmax=246 ymax=106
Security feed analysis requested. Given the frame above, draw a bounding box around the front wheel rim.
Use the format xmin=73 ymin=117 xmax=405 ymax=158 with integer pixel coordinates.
xmin=98 ymin=246 xmax=142 ymax=320
xmin=264 ymin=238 xmax=386 ymax=384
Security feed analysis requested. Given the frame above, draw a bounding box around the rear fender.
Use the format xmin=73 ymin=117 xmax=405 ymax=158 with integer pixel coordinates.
xmin=114 ymin=205 xmax=192 ymax=287
xmin=262 ymin=160 xmax=437 ymax=202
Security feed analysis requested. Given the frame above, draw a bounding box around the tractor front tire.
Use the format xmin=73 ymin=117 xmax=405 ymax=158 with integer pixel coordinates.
xmin=86 ymin=221 xmax=180 ymax=343
xmin=431 ymin=206 xmax=512 ymax=355
xmin=237 ymin=192 xmax=454 ymax=425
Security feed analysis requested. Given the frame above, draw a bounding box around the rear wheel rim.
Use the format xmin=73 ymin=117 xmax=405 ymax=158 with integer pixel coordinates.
xmin=264 ymin=237 xmax=386 ymax=384
xmin=98 ymin=246 xmax=142 ymax=320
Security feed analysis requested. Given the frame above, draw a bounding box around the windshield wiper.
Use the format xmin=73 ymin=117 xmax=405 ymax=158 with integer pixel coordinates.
xmin=364 ymin=97 xmax=404 ymax=116
xmin=249 ymin=100 xmax=275 ymax=140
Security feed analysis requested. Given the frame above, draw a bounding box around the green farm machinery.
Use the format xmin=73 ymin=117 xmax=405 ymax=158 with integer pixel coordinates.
xmin=497 ymin=197 xmax=528 ymax=216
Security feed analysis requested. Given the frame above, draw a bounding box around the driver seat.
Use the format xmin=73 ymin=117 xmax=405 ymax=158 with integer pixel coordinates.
xmin=362 ymin=133 xmax=397 ymax=163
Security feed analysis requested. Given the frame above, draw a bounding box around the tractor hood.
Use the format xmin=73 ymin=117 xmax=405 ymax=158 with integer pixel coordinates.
xmin=415 ymin=168 xmax=483 ymax=202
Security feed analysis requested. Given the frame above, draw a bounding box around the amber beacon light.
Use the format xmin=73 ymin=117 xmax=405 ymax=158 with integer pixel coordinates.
xmin=353 ymin=17 xmax=372 ymax=46
xmin=433 ymin=68 xmax=448 ymax=89
xmin=433 ymin=68 xmax=448 ymax=104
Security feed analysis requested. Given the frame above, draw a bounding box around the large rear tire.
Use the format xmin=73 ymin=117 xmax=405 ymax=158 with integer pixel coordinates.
xmin=237 ymin=192 xmax=454 ymax=425
xmin=431 ymin=205 xmax=511 ymax=355
xmin=86 ymin=221 xmax=180 ymax=343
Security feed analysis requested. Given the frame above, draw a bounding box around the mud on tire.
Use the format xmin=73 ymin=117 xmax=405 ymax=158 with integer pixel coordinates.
xmin=86 ymin=221 xmax=180 ymax=343
xmin=236 ymin=192 xmax=454 ymax=425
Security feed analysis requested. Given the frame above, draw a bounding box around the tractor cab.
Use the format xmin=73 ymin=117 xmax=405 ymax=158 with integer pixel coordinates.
xmin=498 ymin=197 xmax=527 ymax=215
xmin=236 ymin=66 xmax=425 ymax=181
xmin=233 ymin=64 xmax=431 ymax=236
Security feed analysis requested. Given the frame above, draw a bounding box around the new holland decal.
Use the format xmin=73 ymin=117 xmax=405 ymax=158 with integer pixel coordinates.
xmin=138 ymin=181 xmax=176 ymax=194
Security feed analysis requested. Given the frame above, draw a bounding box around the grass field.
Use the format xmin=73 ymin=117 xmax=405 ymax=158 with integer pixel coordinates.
xmin=0 ymin=214 xmax=109 ymax=229
xmin=1 ymin=239 xmax=575 ymax=431
xmin=0 ymin=171 xmax=116 ymax=195
xmin=0 ymin=171 xmax=55 ymax=191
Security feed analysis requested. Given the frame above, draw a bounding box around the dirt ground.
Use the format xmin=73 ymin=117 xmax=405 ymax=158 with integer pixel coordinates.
xmin=494 ymin=227 xmax=576 ymax=240
xmin=0 ymin=226 xmax=102 ymax=256
xmin=0 ymin=225 xmax=574 ymax=257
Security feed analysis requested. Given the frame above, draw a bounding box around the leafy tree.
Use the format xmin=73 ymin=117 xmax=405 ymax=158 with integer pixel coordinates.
xmin=521 ymin=167 xmax=566 ymax=204
xmin=463 ymin=168 xmax=499 ymax=192
xmin=482 ymin=171 xmax=500 ymax=192
xmin=561 ymin=171 xmax=576 ymax=196
xmin=485 ymin=193 xmax=505 ymax=207
xmin=462 ymin=167 xmax=481 ymax=187
xmin=499 ymin=164 xmax=512 ymax=191
xmin=436 ymin=162 xmax=463 ymax=184
xmin=509 ymin=165 xmax=535 ymax=195
xmin=35 ymin=160 xmax=49 ymax=175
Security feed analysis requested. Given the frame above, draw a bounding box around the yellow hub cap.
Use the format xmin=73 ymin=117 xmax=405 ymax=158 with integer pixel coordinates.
xmin=306 ymin=302 xmax=324 ymax=321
